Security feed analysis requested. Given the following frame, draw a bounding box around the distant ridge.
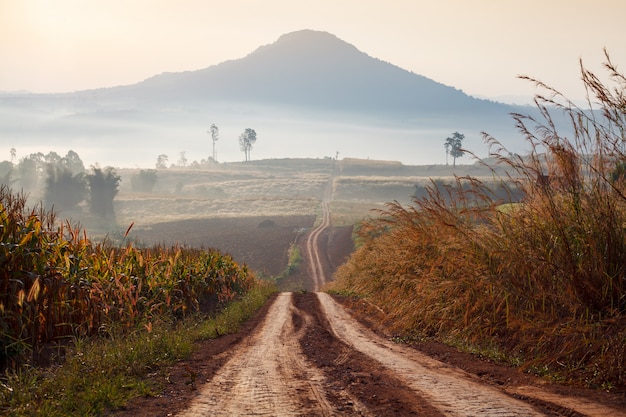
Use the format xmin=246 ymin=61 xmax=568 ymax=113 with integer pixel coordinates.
xmin=1 ymin=29 xmax=526 ymax=168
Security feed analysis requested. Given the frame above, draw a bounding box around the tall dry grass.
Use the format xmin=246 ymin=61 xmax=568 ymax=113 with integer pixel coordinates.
xmin=332 ymin=51 xmax=626 ymax=388
xmin=0 ymin=187 xmax=256 ymax=371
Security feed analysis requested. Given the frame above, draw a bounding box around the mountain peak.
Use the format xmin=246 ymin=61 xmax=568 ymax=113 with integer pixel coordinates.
xmin=274 ymin=29 xmax=347 ymax=47
xmin=247 ymin=29 xmax=360 ymax=61
xmin=277 ymin=29 xmax=340 ymax=42
xmin=127 ymin=29 xmax=501 ymax=115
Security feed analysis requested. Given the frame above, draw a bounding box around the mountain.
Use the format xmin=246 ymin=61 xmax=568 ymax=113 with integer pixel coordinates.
xmin=101 ymin=30 xmax=506 ymax=116
xmin=1 ymin=30 xmax=525 ymax=167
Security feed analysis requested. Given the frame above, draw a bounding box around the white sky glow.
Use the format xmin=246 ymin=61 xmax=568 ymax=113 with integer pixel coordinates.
xmin=1 ymin=0 xmax=625 ymax=103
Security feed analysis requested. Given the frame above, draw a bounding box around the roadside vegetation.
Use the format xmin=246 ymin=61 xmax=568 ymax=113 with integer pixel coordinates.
xmin=331 ymin=52 xmax=626 ymax=389
xmin=273 ymin=244 xmax=305 ymax=291
xmin=1 ymin=284 xmax=274 ymax=417
xmin=0 ymin=188 xmax=273 ymax=415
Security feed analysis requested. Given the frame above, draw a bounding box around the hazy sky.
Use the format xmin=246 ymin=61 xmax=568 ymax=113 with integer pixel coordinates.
xmin=1 ymin=0 xmax=625 ymax=103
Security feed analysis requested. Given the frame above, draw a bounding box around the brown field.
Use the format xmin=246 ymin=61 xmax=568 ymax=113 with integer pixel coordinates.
xmin=128 ymin=215 xmax=315 ymax=277
xmin=128 ymin=214 xmax=355 ymax=289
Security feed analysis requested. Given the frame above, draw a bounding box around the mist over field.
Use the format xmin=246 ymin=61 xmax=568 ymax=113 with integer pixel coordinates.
xmin=1 ymin=107 xmax=516 ymax=168
xmin=1 ymin=30 xmax=527 ymax=169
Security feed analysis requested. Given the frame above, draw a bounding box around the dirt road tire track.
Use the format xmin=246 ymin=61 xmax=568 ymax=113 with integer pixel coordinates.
xmin=294 ymin=292 xmax=443 ymax=416
xmin=318 ymin=292 xmax=545 ymax=416
xmin=178 ymin=292 xmax=336 ymax=416
xmin=306 ymin=201 xmax=331 ymax=292
xmin=176 ymin=290 xmax=626 ymax=416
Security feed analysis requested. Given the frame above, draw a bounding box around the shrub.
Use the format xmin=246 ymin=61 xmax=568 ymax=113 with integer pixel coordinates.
xmin=44 ymin=165 xmax=87 ymax=211
xmin=130 ymin=169 xmax=158 ymax=193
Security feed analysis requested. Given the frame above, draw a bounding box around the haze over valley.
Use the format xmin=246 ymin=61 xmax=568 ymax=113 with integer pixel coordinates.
xmin=1 ymin=30 xmax=527 ymax=168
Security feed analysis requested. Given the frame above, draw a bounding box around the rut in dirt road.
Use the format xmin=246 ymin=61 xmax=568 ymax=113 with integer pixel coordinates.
xmin=177 ymin=292 xmax=337 ymax=416
xmin=303 ymin=197 xmax=538 ymax=415
xmin=317 ymin=292 xmax=544 ymax=416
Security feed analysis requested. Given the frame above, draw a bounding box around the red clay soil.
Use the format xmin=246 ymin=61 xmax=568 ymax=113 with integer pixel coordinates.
xmin=292 ymin=292 xmax=442 ymax=416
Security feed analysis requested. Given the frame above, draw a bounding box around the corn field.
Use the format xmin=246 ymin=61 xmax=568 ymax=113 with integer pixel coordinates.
xmin=0 ymin=186 xmax=255 ymax=370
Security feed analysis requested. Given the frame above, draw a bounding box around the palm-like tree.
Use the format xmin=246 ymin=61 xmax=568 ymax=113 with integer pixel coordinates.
xmin=209 ymin=124 xmax=219 ymax=162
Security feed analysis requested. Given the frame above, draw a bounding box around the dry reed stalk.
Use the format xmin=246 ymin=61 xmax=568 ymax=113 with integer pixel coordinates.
xmin=332 ymin=52 xmax=626 ymax=388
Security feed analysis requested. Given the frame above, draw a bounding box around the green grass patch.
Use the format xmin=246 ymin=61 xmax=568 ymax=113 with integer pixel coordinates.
xmin=273 ymin=244 xmax=304 ymax=291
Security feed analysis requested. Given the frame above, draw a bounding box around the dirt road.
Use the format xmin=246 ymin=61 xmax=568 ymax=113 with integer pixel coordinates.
xmin=178 ymin=292 xmax=336 ymax=416
xmin=178 ymin=289 xmax=625 ymax=416
xmin=174 ymin=199 xmax=625 ymax=416
xmin=306 ymin=201 xmax=331 ymax=292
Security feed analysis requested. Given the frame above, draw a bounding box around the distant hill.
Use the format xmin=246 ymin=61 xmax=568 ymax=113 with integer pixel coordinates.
xmin=1 ymin=30 xmax=529 ymax=168
xmin=102 ymin=30 xmax=508 ymax=116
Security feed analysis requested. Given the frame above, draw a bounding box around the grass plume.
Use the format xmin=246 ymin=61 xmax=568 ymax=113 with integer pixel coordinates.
xmin=332 ymin=51 xmax=626 ymax=389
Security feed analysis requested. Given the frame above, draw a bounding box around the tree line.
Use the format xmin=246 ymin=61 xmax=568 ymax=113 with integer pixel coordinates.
xmin=0 ymin=150 xmax=120 ymax=220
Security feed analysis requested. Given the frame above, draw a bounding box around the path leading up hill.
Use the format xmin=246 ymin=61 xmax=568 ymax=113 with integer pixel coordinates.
xmin=112 ymin=200 xmax=626 ymax=416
